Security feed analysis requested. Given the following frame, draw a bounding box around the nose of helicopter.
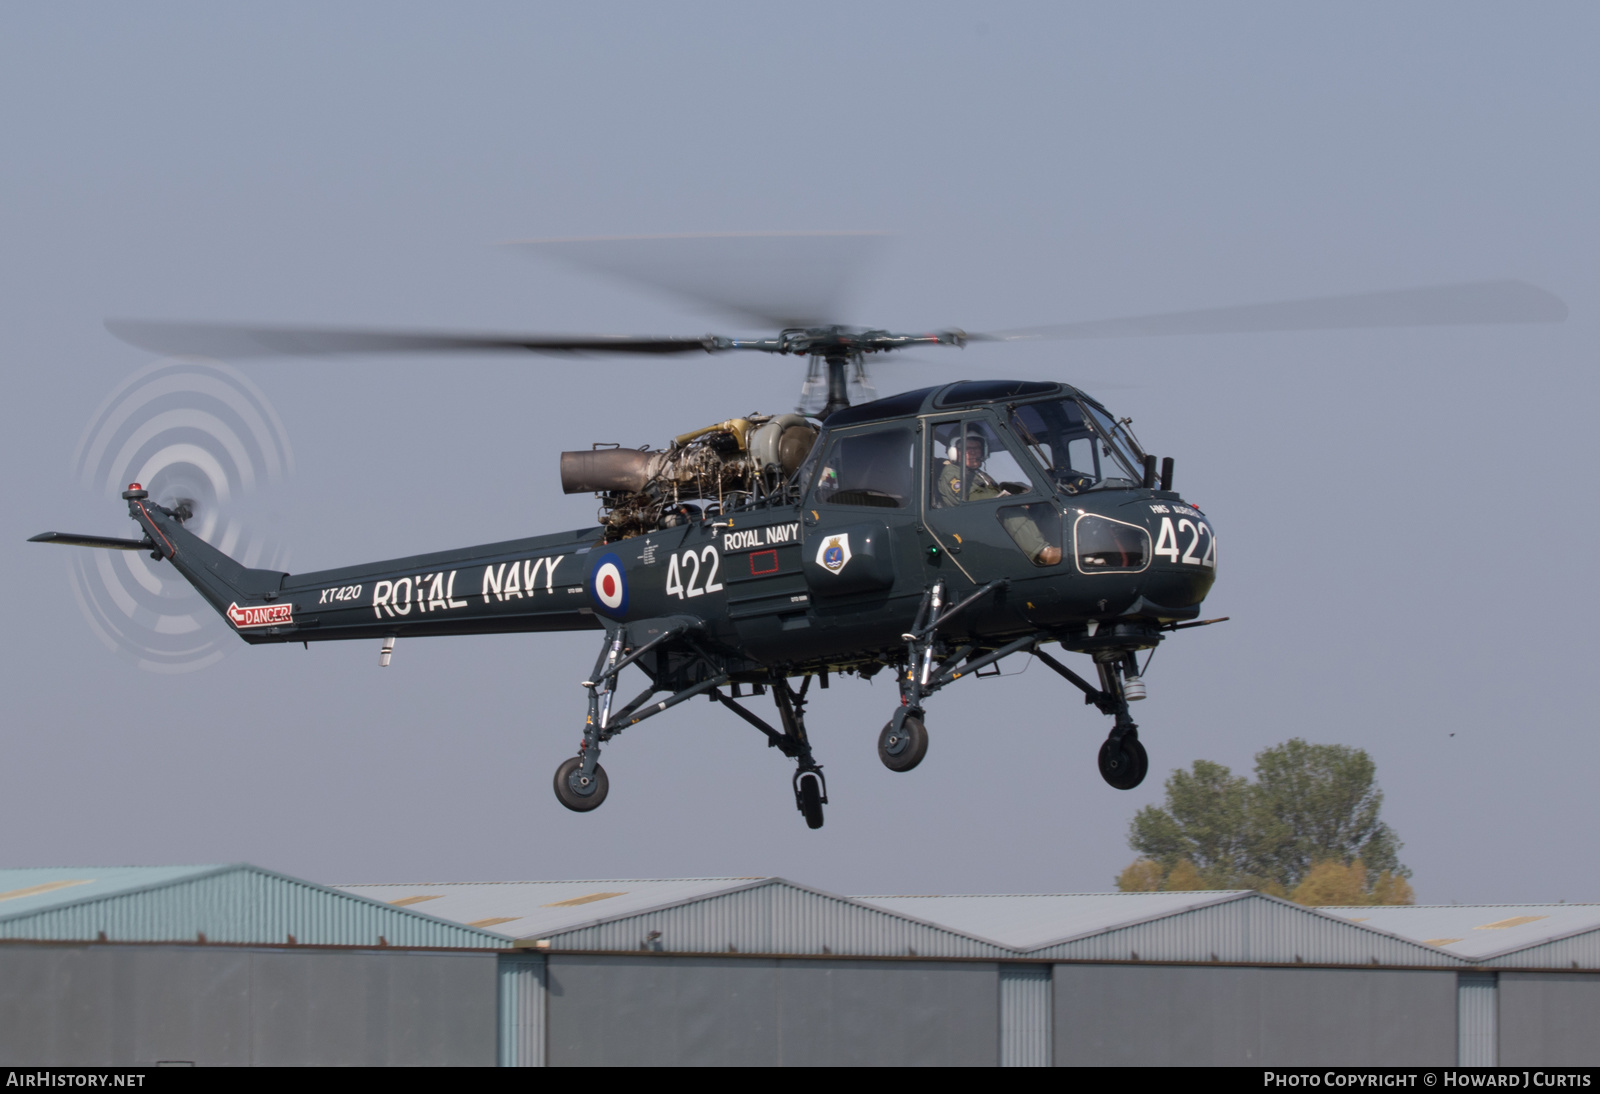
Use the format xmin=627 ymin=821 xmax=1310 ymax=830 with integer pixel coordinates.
xmin=1137 ymin=497 xmax=1217 ymax=608
xmin=1060 ymin=495 xmax=1216 ymax=611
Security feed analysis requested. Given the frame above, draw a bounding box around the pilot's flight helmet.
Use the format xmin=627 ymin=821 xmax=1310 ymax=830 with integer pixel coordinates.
xmin=947 ymin=431 xmax=989 ymax=463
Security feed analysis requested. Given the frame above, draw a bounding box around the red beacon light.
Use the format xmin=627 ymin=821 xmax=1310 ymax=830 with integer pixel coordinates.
xmin=121 ymin=483 xmax=148 ymax=501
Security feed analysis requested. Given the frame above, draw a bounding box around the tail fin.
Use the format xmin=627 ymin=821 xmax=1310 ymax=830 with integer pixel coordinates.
xmin=119 ymin=485 xmax=289 ymax=624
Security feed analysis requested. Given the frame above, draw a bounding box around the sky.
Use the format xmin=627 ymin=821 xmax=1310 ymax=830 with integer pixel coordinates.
xmin=3 ymin=2 xmax=1596 ymax=902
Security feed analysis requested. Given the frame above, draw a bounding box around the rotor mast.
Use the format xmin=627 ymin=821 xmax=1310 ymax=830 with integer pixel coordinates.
xmin=822 ymin=354 xmax=851 ymax=418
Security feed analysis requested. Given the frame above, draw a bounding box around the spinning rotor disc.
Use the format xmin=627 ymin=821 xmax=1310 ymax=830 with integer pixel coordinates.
xmin=102 ymin=233 xmax=1568 ymax=420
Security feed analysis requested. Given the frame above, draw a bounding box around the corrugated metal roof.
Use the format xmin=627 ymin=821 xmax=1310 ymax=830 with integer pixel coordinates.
xmin=855 ymin=891 xmax=1244 ymax=951
xmin=0 ymin=866 xmax=219 ymax=917
xmin=336 ymin=877 xmax=1012 ymax=958
xmin=1323 ymin=904 xmax=1600 ymax=965
xmin=333 ymin=876 xmax=1460 ymax=965
xmin=1030 ymin=892 xmax=1462 ymax=966
xmin=859 ymin=891 xmax=1463 ymax=966
xmin=0 ymin=864 xmax=509 ymax=949
xmin=33 ymin=866 xmax=1573 ymax=965
xmin=537 ymin=879 xmax=1011 ymax=958
xmin=335 ymin=878 xmax=771 ymax=941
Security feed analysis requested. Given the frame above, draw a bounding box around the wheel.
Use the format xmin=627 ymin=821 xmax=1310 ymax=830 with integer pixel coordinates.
xmin=553 ymin=755 xmax=610 ymax=812
xmin=1098 ymin=734 xmax=1148 ymax=790
xmin=878 ymin=714 xmax=929 ymax=773
xmin=798 ymin=771 xmax=825 ymax=829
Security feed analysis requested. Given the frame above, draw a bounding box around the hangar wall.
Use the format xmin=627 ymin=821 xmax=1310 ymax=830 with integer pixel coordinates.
xmin=8 ymin=942 xmax=1600 ymax=1066
xmin=8 ymin=869 xmax=1600 ymax=1066
xmin=1052 ymin=964 xmax=1460 ymax=1067
xmin=0 ymin=943 xmax=498 ymax=1067
xmin=542 ymin=954 xmax=1001 ymax=1066
xmin=1499 ymin=971 xmax=1600 ymax=1066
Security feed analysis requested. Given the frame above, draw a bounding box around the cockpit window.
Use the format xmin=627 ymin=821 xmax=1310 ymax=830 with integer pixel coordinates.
xmin=812 ymin=426 xmax=915 ymax=508
xmin=1009 ymin=399 xmax=1143 ymax=494
xmin=927 ymin=419 xmax=1038 ymax=509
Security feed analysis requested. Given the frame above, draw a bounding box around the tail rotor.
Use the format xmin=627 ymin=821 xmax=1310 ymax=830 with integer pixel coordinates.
xmin=68 ymin=358 xmax=293 ymax=673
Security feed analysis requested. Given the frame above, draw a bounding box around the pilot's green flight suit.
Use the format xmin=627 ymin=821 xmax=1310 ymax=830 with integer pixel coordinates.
xmin=935 ymin=461 xmax=1055 ymax=564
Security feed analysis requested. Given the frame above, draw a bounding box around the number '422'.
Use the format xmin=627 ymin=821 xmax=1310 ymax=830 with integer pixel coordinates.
xmin=1153 ymin=517 xmax=1217 ymax=568
xmin=665 ymin=546 xmax=724 ymax=599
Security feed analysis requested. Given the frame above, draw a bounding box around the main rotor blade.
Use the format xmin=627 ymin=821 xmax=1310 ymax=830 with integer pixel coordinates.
xmin=978 ymin=280 xmax=1567 ymax=342
xmin=510 ymin=231 xmax=889 ymax=329
xmin=104 ymin=319 xmax=719 ymax=359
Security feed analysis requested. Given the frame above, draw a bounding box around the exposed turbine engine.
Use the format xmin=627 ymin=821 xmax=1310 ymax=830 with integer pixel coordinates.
xmin=560 ymin=413 xmax=818 ymax=540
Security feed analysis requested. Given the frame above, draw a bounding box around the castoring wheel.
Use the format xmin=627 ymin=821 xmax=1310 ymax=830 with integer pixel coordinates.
xmin=877 ymin=714 xmax=929 ymax=772
xmin=554 ymin=755 xmax=610 ymax=812
xmin=1097 ymin=734 xmax=1148 ymax=791
xmin=797 ymin=771 xmax=825 ymax=829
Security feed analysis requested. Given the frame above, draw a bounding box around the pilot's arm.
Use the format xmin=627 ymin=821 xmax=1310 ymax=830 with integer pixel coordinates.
xmin=1002 ymin=509 xmax=1064 ymax=566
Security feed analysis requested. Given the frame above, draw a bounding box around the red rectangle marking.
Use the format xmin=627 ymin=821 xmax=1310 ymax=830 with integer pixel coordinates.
xmin=749 ymin=549 xmax=780 ymax=576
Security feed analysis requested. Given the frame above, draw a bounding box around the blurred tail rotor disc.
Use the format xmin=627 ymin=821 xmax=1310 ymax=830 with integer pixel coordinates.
xmin=68 ymin=358 xmax=293 ymax=673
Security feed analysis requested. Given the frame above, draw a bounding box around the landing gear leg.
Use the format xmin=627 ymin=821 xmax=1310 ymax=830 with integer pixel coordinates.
xmin=555 ymin=630 xmax=623 ymax=813
xmin=1094 ymin=654 xmax=1149 ymax=790
xmin=878 ymin=577 xmax=1015 ymax=773
xmin=1034 ymin=645 xmax=1152 ymax=790
xmin=774 ymin=677 xmax=828 ymax=829
xmin=710 ymin=675 xmax=829 ymax=829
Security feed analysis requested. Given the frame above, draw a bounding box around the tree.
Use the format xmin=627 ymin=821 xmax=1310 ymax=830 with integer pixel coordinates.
xmin=1291 ymin=860 xmax=1415 ymax=907
xmin=1126 ymin=759 xmax=1258 ymax=889
xmin=1118 ymin=739 xmax=1413 ymax=902
xmin=1116 ymin=859 xmax=1164 ymax=892
xmin=1251 ymin=739 xmax=1406 ymax=889
xmin=1163 ymin=859 xmax=1206 ymax=892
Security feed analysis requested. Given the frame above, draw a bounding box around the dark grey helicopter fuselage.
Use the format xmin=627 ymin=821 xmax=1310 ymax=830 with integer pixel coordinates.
xmin=114 ymin=381 xmax=1216 ymax=674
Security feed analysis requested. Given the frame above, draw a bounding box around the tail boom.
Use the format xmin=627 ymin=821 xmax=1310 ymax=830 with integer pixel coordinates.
xmin=109 ymin=486 xmax=601 ymax=644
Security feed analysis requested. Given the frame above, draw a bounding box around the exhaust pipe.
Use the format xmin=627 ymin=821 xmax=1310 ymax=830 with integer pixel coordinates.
xmin=559 ymin=449 xmax=665 ymax=495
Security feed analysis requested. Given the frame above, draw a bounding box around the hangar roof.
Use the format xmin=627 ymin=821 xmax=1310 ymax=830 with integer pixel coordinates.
xmin=0 ymin=865 xmax=218 ymax=916
xmin=858 ymin=889 xmax=1461 ymax=966
xmin=336 ymin=877 xmax=773 ymax=940
xmin=855 ymin=891 xmax=1242 ymax=951
xmin=335 ymin=877 xmax=1460 ymax=966
xmin=1322 ymin=904 xmax=1600 ymax=965
xmin=0 ymin=864 xmax=508 ymax=949
xmin=334 ymin=877 xmax=1012 ymax=958
xmin=12 ymin=865 xmax=1596 ymax=969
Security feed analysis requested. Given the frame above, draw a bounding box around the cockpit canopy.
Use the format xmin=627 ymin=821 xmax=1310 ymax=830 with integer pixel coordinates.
xmin=800 ymin=383 xmax=1148 ymax=506
xmin=1008 ymin=397 xmax=1144 ymax=494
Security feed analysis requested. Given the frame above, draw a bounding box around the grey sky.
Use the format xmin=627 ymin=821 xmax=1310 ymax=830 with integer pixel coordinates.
xmin=3 ymin=3 xmax=1595 ymax=901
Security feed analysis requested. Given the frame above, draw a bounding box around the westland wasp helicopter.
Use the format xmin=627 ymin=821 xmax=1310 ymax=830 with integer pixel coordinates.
xmin=29 ymin=234 xmax=1567 ymax=828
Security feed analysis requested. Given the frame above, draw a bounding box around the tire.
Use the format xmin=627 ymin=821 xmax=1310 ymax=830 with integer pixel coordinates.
xmin=1127 ymin=736 xmax=1149 ymax=787
xmin=1098 ymin=735 xmax=1148 ymax=791
xmin=878 ymin=714 xmax=929 ymax=773
xmin=798 ymin=771 xmax=825 ymax=829
xmin=553 ymin=755 xmax=610 ymax=812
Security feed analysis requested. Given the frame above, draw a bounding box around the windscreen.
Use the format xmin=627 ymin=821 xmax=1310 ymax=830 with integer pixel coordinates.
xmin=1008 ymin=398 xmax=1143 ymax=494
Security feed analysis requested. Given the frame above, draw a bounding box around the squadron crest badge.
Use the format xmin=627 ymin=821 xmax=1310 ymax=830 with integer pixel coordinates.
xmin=815 ymin=534 xmax=852 ymax=575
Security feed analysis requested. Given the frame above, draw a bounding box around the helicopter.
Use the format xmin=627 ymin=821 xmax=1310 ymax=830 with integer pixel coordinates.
xmin=29 ymin=235 xmax=1568 ymax=828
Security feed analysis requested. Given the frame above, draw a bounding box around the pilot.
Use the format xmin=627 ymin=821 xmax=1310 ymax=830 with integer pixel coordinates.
xmin=937 ymin=434 xmax=1003 ymax=505
xmin=937 ymin=433 xmax=1063 ymax=566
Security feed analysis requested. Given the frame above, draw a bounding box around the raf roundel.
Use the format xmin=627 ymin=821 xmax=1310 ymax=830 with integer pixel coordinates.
xmin=589 ymin=553 xmax=628 ymax=616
